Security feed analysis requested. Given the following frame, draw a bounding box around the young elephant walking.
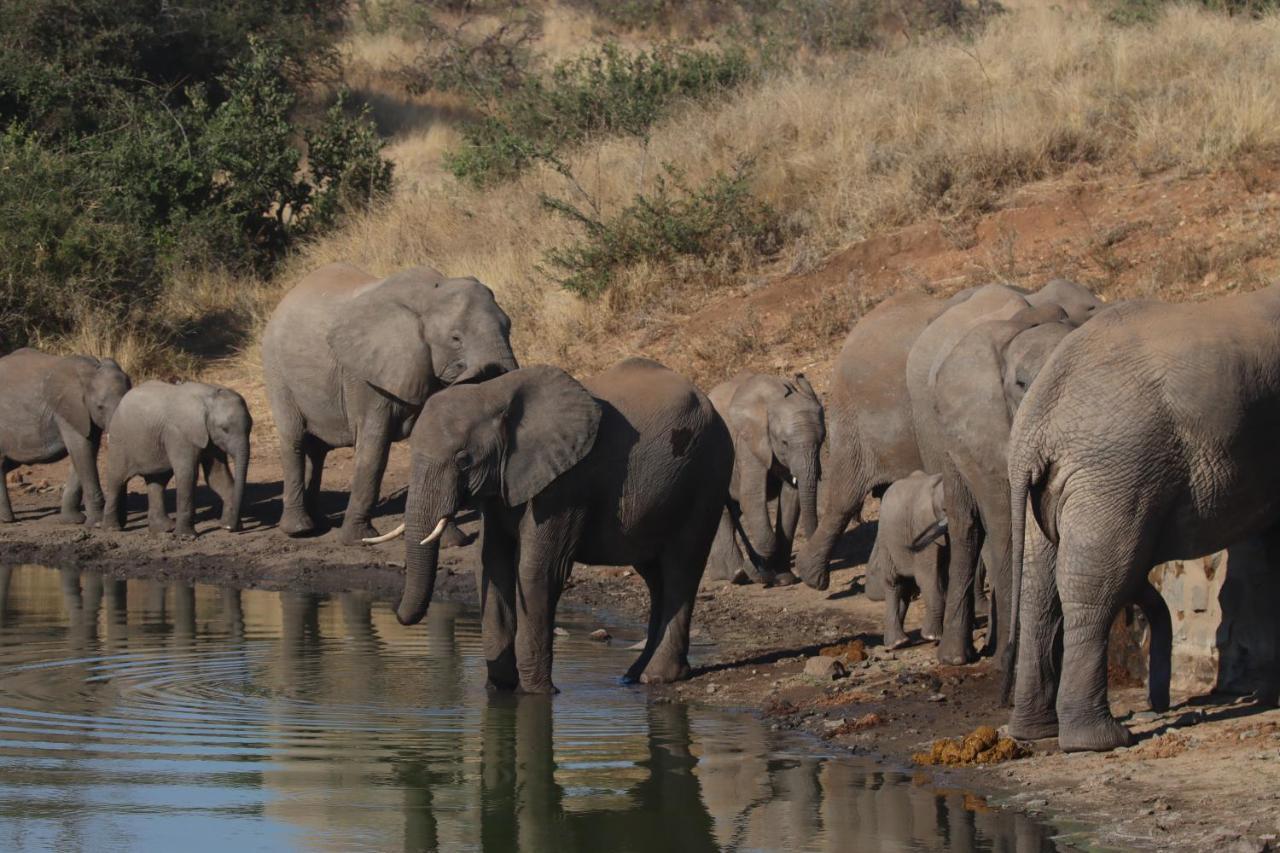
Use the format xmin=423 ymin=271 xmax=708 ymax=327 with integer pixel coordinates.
xmin=706 ymin=372 xmax=824 ymax=586
xmin=867 ymin=471 xmax=948 ymax=649
xmin=102 ymin=381 xmax=252 ymax=536
xmin=381 ymin=358 xmax=732 ymax=693
xmin=0 ymin=349 xmax=132 ymax=525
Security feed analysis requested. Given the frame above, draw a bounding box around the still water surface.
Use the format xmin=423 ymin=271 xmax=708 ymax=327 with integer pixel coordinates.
xmin=0 ymin=564 xmax=1065 ymax=852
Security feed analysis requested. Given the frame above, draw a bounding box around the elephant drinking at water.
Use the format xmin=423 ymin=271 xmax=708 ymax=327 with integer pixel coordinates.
xmin=261 ymin=263 xmax=518 ymax=544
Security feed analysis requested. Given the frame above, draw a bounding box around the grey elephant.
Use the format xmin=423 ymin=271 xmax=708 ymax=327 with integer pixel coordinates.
xmin=381 ymin=358 xmax=732 ymax=693
xmin=706 ymin=372 xmax=824 ymax=586
xmin=261 ymin=263 xmax=518 ymax=544
xmin=0 ymin=348 xmax=132 ymax=525
xmin=906 ymin=279 xmax=1104 ymax=666
xmin=867 ymin=471 xmax=948 ymax=649
xmin=1001 ymin=288 xmax=1280 ymax=751
xmin=102 ymin=381 xmax=252 ymax=537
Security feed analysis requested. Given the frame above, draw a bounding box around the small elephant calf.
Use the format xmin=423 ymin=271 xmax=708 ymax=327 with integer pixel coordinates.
xmin=103 ymin=381 xmax=252 ymax=536
xmin=867 ymin=471 xmax=948 ymax=649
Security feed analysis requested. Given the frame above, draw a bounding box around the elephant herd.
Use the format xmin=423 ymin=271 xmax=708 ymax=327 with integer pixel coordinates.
xmin=3 ymin=260 xmax=1279 ymax=753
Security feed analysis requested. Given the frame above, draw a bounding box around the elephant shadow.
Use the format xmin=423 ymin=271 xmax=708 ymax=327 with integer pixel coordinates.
xmin=826 ymin=518 xmax=879 ymax=573
xmin=688 ymin=630 xmax=885 ymax=678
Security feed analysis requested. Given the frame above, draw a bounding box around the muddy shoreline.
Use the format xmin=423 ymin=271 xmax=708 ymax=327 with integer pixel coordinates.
xmin=3 ymin=462 xmax=1279 ymax=852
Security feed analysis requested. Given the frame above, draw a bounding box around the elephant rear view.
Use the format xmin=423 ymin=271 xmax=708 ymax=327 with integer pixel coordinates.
xmin=389 ymin=357 xmax=732 ymax=693
xmin=0 ymin=348 xmax=132 ymax=525
xmin=261 ymin=263 xmax=518 ymax=544
xmin=102 ymin=381 xmax=252 ymax=536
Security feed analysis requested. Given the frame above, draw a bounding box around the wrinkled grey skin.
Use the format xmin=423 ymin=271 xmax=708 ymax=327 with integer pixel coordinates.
xmin=867 ymin=471 xmax=948 ymax=649
xmin=706 ymin=372 xmax=825 ymax=586
xmin=794 ymin=291 xmax=973 ymax=592
xmin=262 ymin=263 xmax=518 ymax=544
xmin=1003 ymin=290 xmax=1280 ymax=751
xmin=0 ymin=348 xmax=131 ymax=525
xmin=394 ymin=358 xmax=732 ymax=694
xmin=908 ymin=279 xmax=1104 ymax=666
xmin=102 ymin=381 xmax=252 ymax=537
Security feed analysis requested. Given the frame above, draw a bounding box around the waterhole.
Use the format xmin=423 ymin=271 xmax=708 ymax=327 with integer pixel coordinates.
xmin=0 ymin=564 xmax=1067 ymax=851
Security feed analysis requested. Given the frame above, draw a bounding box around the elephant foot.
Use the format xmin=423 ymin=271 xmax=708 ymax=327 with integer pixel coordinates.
xmin=0 ymin=510 xmax=15 ymax=524
xmin=60 ymin=509 xmax=86 ymax=525
xmin=440 ymin=520 xmax=469 ymax=549
xmin=279 ymin=506 xmax=320 ymax=537
xmin=885 ymin=634 xmax=910 ymax=650
xmin=770 ymin=572 xmax=800 ymax=587
xmin=936 ymin=640 xmax=975 ymax=667
xmin=101 ymin=517 xmax=125 ymax=532
xmin=516 ymin=681 xmax=560 ymax=695
xmin=1008 ymin=711 xmax=1059 ymax=742
xmin=222 ymin=520 xmax=242 ymax=533
xmin=1058 ymin=716 xmax=1134 ymax=752
xmin=639 ymin=657 xmax=691 ymax=684
xmin=148 ymin=517 xmax=175 ymax=534
xmin=921 ymin=631 xmax=941 ymax=643
xmin=1255 ymin=687 xmax=1279 ymax=709
xmin=173 ymin=524 xmax=198 ymax=540
xmin=336 ymin=520 xmax=378 ymax=546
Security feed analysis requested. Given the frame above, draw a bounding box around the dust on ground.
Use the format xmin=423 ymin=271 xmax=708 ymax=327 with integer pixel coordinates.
xmin=6 ymin=161 xmax=1280 ymax=853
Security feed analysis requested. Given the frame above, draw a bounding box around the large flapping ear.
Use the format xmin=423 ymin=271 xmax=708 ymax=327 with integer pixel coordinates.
xmin=44 ymin=356 xmax=95 ymax=437
xmin=501 ymin=365 xmax=602 ymax=506
xmin=327 ymin=288 xmax=434 ymax=405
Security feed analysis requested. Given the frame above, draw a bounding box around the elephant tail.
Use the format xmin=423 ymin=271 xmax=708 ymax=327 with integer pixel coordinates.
xmin=1002 ymin=437 xmax=1048 ymax=705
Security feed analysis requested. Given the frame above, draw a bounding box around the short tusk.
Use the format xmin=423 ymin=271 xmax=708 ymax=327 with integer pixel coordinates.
xmin=419 ymin=517 xmax=449 ymax=545
xmin=791 ymin=475 xmax=798 ymax=486
xmin=362 ymin=523 xmax=405 ymax=545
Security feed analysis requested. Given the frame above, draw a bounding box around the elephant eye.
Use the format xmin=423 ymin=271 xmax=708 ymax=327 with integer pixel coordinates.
xmin=450 ymin=332 xmax=462 ymax=346
xmin=455 ymin=450 xmax=472 ymax=469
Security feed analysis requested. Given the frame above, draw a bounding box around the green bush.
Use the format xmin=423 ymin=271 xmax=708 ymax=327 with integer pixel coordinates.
xmin=540 ymin=161 xmax=782 ymax=298
xmin=445 ymin=43 xmax=755 ymax=185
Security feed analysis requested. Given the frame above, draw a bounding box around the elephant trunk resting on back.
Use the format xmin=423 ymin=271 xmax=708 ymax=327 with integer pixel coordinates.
xmin=1002 ymin=288 xmax=1280 ymax=752
xmin=707 ymin=372 xmax=824 ymax=586
xmin=373 ymin=358 xmax=733 ymax=694
xmin=261 ymin=263 xmax=518 ymax=545
xmin=0 ymin=348 xmax=132 ymax=525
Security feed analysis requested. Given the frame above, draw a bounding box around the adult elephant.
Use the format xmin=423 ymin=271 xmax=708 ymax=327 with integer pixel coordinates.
xmin=1005 ymin=287 xmax=1280 ymax=751
xmin=707 ymin=372 xmax=824 ymax=586
xmin=385 ymin=358 xmax=732 ymax=693
xmin=794 ymin=291 xmax=972 ymax=592
xmin=0 ymin=349 xmax=132 ymax=525
xmin=261 ymin=263 xmax=518 ymax=544
xmin=907 ymin=280 xmax=1103 ymax=665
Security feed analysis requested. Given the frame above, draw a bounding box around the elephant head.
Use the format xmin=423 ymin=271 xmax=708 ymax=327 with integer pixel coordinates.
xmin=397 ymin=365 xmax=601 ymax=626
xmin=325 ymin=267 xmax=519 ymax=406
xmin=179 ymin=381 xmax=253 ymax=527
xmin=999 ymin=305 xmax=1078 ymax=419
xmin=1026 ymin=278 xmax=1104 ymax=326
xmin=727 ymin=373 xmax=826 ymax=552
xmin=46 ymin=356 xmax=131 ymax=438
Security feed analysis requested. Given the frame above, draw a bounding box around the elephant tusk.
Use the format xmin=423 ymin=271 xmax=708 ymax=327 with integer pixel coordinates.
xmin=420 ymin=517 xmax=449 ymax=545
xmin=791 ymin=475 xmax=798 ymax=486
xmin=363 ymin=523 xmax=406 ymax=545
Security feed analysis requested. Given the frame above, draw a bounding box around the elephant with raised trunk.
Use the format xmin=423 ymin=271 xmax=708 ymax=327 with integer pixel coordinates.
xmin=262 ymin=263 xmax=518 ymax=544
xmin=707 ymin=372 xmax=824 ymax=586
xmin=382 ymin=358 xmax=732 ymax=694
xmin=0 ymin=348 xmax=132 ymax=525
xmin=102 ymin=381 xmax=252 ymax=537
xmin=1002 ymin=288 xmax=1280 ymax=751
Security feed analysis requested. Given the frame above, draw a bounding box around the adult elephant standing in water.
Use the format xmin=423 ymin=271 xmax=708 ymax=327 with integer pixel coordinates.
xmin=384 ymin=358 xmax=732 ymax=693
xmin=261 ymin=263 xmax=518 ymax=544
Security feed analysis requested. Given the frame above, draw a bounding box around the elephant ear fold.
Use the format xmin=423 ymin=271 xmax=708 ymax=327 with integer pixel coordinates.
xmin=929 ymin=474 xmax=946 ymax=520
xmin=501 ymin=366 xmax=601 ymax=507
xmin=170 ymin=385 xmax=212 ymax=448
xmin=327 ymin=296 xmax=433 ymax=405
xmin=792 ymin=373 xmax=819 ymax=402
xmin=44 ymin=357 xmax=94 ymax=437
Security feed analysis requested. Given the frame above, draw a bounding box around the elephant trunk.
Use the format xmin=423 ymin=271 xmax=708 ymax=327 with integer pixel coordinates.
xmin=227 ymin=440 xmax=249 ymax=531
xmin=795 ymin=454 xmax=820 ymax=540
xmin=398 ymin=461 xmax=456 ymax=626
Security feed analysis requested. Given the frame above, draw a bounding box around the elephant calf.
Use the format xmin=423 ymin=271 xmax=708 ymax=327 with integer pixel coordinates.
xmin=102 ymin=381 xmax=252 ymax=537
xmin=0 ymin=348 xmax=132 ymax=525
xmin=707 ymin=372 xmax=824 ymax=586
xmin=868 ymin=472 xmax=948 ymax=649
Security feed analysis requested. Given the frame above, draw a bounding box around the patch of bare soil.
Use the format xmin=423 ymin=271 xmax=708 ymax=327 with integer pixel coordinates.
xmin=6 ymin=161 xmax=1280 ymax=852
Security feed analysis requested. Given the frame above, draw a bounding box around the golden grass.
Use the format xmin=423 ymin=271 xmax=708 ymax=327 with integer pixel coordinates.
xmin=58 ymin=4 xmax=1280 ymax=386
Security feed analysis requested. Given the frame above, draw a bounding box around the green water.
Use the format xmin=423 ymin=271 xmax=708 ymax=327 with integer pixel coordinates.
xmin=0 ymin=564 xmax=1065 ymax=852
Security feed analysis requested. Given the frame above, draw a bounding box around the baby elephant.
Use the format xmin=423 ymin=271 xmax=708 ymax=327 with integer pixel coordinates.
xmin=867 ymin=471 xmax=948 ymax=649
xmin=103 ymin=381 xmax=252 ymax=536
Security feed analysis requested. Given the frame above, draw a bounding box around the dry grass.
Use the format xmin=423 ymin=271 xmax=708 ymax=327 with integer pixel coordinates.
xmin=55 ymin=3 xmax=1280 ymax=385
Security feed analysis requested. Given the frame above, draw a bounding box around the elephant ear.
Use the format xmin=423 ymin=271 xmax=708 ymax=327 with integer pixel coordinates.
xmin=44 ymin=357 xmax=95 ymax=437
xmin=172 ymin=385 xmax=212 ymax=448
xmin=909 ymin=475 xmax=949 ymax=552
xmin=326 ymin=287 xmax=434 ymax=405
xmin=501 ymin=366 xmax=602 ymax=506
xmin=792 ymin=373 xmax=819 ymax=402
xmin=728 ymin=377 xmax=773 ymax=467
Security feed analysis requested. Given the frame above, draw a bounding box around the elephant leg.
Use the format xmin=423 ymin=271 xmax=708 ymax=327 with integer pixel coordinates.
xmin=513 ymin=514 xmax=577 ymax=694
xmin=1009 ymin=525 xmax=1062 ymax=740
xmin=202 ymin=454 xmax=237 ymax=529
xmin=172 ymin=455 xmax=199 ymax=538
xmin=0 ymin=458 xmax=14 ymax=523
xmin=101 ymin=455 xmax=128 ymax=531
xmin=705 ymin=507 xmax=745 ymax=584
xmin=1135 ymin=578 xmax=1171 ymax=713
xmin=145 ymin=475 xmax=173 ymax=533
xmin=884 ymin=582 xmax=909 ymax=649
xmin=937 ymin=480 xmax=982 ymax=666
xmin=624 ymin=562 xmax=665 ymax=683
xmin=794 ymin=437 xmax=870 ymax=590
xmin=920 ymin=559 xmax=945 ymax=643
xmin=59 ymin=460 xmax=85 ymax=524
xmin=338 ymin=413 xmax=393 ymax=545
xmin=980 ymin=504 xmax=1014 ymax=664
xmin=641 ymin=497 xmax=719 ymax=684
xmin=479 ymin=523 xmax=519 ymax=691
xmin=302 ymin=438 xmax=328 ymax=522
xmin=771 ymin=482 xmax=801 ymax=586
xmin=64 ymin=433 xmax=104 ymax=525
xmin=272 ymin=390 xmax=316 ymax=536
